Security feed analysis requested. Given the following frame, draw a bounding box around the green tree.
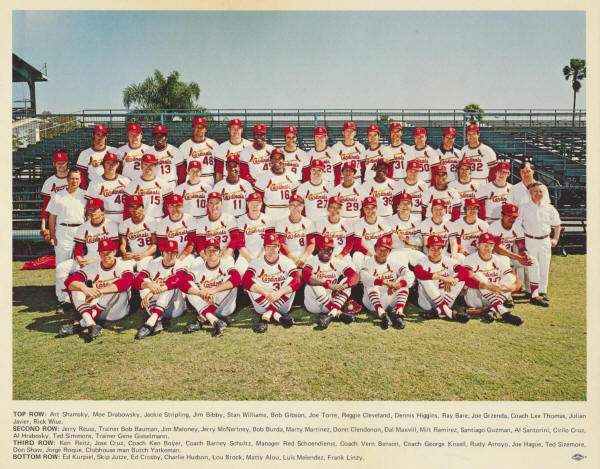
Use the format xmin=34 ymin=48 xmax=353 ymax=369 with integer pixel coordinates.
xmin=463 ymin=104 xmax=484 ymax=124
xmin=562 ymin=59 xmax=586 ymax=125
xmin=122 ymin=70 xmax=205 ymax=121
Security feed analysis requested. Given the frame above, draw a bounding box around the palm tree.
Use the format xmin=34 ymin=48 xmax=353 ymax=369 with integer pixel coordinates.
xmin=562 ymin=59 xmax=586 ymax=125
xmin=122 ymin=70 xmax=204 ymax=120
xmin=463 ymin=104 xmax=484 ymax=124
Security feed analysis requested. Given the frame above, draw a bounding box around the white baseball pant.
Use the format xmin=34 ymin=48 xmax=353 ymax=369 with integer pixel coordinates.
xmin=417 ymin=278 xmax=465 ymax=312
xmin=525 ymin=237 xmax=552 ymax=295
xmin=464 ymin=272 xmax=516 ymax=309
xmin=71 ymin=289 xmax=130 ymax=328
xmin=140 ymin=288 xmax=187 ymax=319
xmin=187 ymin=288 xmax=237 ymax=318
xmin=304 ymin=285 xmax=351 ymax=314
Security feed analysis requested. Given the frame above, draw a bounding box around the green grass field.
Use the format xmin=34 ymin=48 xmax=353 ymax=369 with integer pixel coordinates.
xmin=12 ymin=255 xmax=586 ymax=401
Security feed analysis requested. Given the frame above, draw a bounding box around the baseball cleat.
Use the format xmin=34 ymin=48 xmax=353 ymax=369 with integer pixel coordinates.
xmin=391 ymin=314 xmax=405 ymax=329
xmin=152 ymin=319 xmax=164 ymax=335
xmin=541 ymin=293 xmax=550 ymax=302
xmin=339 ymin=312 xmax=355 ymax=324
xmin=213 ymin=320 xmax=226 ymax=336
xmin=420 ymin=309 xmax=438 ymax=320
xmin=453 ymin=311 xmax=470 ymax=323
xmin=530 ymin=295 xmax=550 ymax=307
xmin=88 ymin=324 xmax=103 ymax=342
xmin=318 ymin=314 xmax=333 ymax=330
xmin=58 ymin=323 xmax=82 ymax=337
xmin=135 ymin=325 xmax=152 ymax=340
xmin=501 ymin=312 xmax=524 ymax=326
xmin=482 ymin=311 xmax=495 ymax=323
xmin=380 ymin=313 xmax=392 ymax=330
xmin=56 ymin=302 xmax=67 ymax=314
xmin=279 ymin=314 xmax=295 ymax=328
xmin=184 ymin=319 xmax=203 ymax=333
xmin=253 ymin=319 xmax=268 ymax=334
xmin=504 ymin=297 xmax=515 ymax=309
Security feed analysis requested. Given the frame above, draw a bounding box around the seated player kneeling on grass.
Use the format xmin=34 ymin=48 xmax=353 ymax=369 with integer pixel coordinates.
xmin=179 ymin=239 xmax=242 ymax=336
xmin=456 ymin=232 xmax=523 ymax=325
xmin=412 ymin=235 xmax=470 ymax=323
xmin=241 ymin=232 xmax=302 ymax=333
xmin=302 ymin=236 xmax=359 ymax=330
xmin=59 ymin=239 xmax=134 ymax=342
xmin=133 ymin=240 xmax=188 ymax=339
xmin=359 ymin=235 xmax=414 ymax=330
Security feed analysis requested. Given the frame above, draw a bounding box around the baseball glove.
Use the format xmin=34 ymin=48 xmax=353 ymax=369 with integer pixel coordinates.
xmin=465 ymin=306 xmax=491 ymax=316
xmin=342 ymin=299 xmax=362 ymax=315
xmin=40 ymin=229 xmax=51 ymax=243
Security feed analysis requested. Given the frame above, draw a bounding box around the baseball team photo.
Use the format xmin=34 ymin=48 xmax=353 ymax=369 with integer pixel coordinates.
xmin=11 ymin=10 xmax=586 ymax=401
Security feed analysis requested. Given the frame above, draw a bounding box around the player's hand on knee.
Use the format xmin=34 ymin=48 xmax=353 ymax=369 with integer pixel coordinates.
xmin=141 ymin=293 xmax=153 ymax=308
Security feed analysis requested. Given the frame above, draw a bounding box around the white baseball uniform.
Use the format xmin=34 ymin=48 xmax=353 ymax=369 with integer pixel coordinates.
xmin=459 ymin=143 xmax=497 ymax=186
xmin=303 ymin=256 xmax=356 ymax=314
xmin=195 ymin=213 xmax=238 ymax=254
xmin=305 ymin=147 xmax=335 ymax=183
xmin=462 ymin=252 xmax=515 ymax=309
xmin=85 ymin=175 xmax=131 ymax=224
xmin=124 ymin=176 xmax=174 ymax=219
xmin=136 ymin=257 xmax=187 ymax=320
xmin=420 ymin=215 xmax=453 ymax=253
xmin=313 ymin=217 xmax=355 ymax=261
xmin=330 ymin=181 xmax=364 ymax=219
xmin=238 ymin=143 xmax=275 ymax=184
xmin=352 ymin=216 xmax=393 ymax=267
xmin=275 ymin=216 xmax=316 ymax=259
xmin=448 ymin=179 xmax=479 ymax=212
xmin=330 ymin=141 xmax=365 ymax=182
xmin=76 ymin=145 xmax=118 ymax=184
xmin=295 ymin=180 xmax=332 ymax=220
xmin=118 ymin=215 xmax=157 ymax=271
xmin=388 ymin=143 xmax=412 ymax=181
xmin=253 ymin=171 xmax=300 ymax=221
xmin=117 ymin=143 xmax=151 ymax=181
xmin=154 ymin=214 xmax=197 ymax=260
xmin=476 ymin=181 xmax=512 ymax=221
xmin=282 ymin=147 xmax=309 ymax=184
xmin=211 ymin=178 xmax=253 ymax=218
xmin=150 ymin=144 xmax=185 ymax=185
xmin=361 ymin=145 xmax=393 ymax=183
xmin=436 ymin=146 xmax=461 ymax=183
xmin=174 ymin=180 xmax=211 ymax=219
xmin=214 ymin=138 xmax=251 ymax=178
xmin=234 ymin=213 xmax=274 ymax=274
xmin=406 ymin=145 xmax=440 ymax=183
xmin=178 ymin=137 xmax=219 ymax=187
xmin=449 ymin=217 xmax=489 ymax=255
xmin=420 ymin=186 xmax=461 ymax=219
xmin=361 ymin=178 xmax=398 ymax=218
xmin=395 ymin=178 xmax=427 ymax=218
xmin=413 ymin=255 xmax=465 ymax=316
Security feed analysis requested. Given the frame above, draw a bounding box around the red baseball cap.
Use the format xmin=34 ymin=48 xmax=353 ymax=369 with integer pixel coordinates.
xmin=205 ymin=238 xmax=221 ymax=249
xmin=496 ymin=161 xmax=511 ymax=172
xmin=253 ymin=123 xmax=267 ymax=134
xmin=207 ymin=192 xmax=222 ymax=201
xmin=426 ymin=235 xmax=445 ymax=247
xmin=317 ymin=236 xmax=335 ymax=248
xmin=192 ymin=117 xmax=207 ymax=128
xmin=310 ymin=159 xmax=325 ymax=170
xmin=432 ymin=165 xmax=448 ymax=175
xmin=362 ymin=196 xmax=377 ymax=207
xmin=431 ymin=198 xmax=446 ymax=208
xmin=397 ymin=192 xmax=412 ymax=202
xmin=375 ymin=235 xmax=393 ymax=249
xmin=187 ymin=160 xmax=202 ymax=170
xmin=289 ymin=194 xmax=304 ymax=204
xmin=87 ymin=198 xmax=104 ymax=210
xmin=263 ymin=232 xmax=280 ymax=246
xmin=247 ymin=192 xmax=263 ymax=202
xmin=314 ymin=126 xmax=327 ymax=137
xmin=343 ymin=121 xmax=356 ymax=131
xmin=478 ymin=232 xmax=496 ymax=245
xmin=229 ymin=118 xmax=243 ymax=128
xmin=160 ymin=239 xmax=179 ymax=252
xmin=367 ymin=124 xmax=380 ymax=134
xmin=459 ymin=158 xmax=471 ymax=168
xmin=125 ymin=195 xmax=144 ymax=206
xmin=93 ymin=124 xmax=108 ymax=135
xmin=375 ymin=158 xmax=390 ymax=167
xmin=502 ymin=203 xmax=519 ymax=217
xmin=103 ymin=152 xmax=119 ymax=163
xmin=389 ymin=122 xmax=403 ymax=131
xmin=413 ymin=127 xmax=427 ymax=137
xmin=327 ymin=196 xmax=343 ymax=207
xmin=226 ymin=153 xmax=240 ymax=164
xmin=141 ymin=153 xmax=157 ymax=164
xmin=53 ymin=152 xmax=68 ymax=162
xmin=127 ymin=123 xmax=142 ymax=134
xmin=166 ymin=194 xmax=183 ymax=205
xmin=406 ymin=160 xmax=422 ymax=171
xmin=98 ymin=239 xmax=118 ymax=252
xmin=284 ymin=126 xmax=297 ymax=136
xmin=342 ymin=160 xmax=358 ymax=172
xmin=152 ymin=125 xmax=168 ymax=135
xmin=270 ymin=148 xmax=284 ymax=158
xmin=443 ymin=127 xmax=456 ymax=137
xmin=466 ymin=124 xmax=479 ymax=133
xmin=464 ymin=197 xmax=479 ymax=208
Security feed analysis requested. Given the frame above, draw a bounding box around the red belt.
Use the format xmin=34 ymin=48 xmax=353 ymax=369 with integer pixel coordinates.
xmin=525 ymin=234 xmax=549 ymax=240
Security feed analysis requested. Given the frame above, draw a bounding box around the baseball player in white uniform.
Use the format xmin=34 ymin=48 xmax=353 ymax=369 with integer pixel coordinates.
xmin=149 ymin=124 xmax=186 ymax=185
xmin=361 ymin=159 xmax=397 ymax=219
xmin=420 ymin=164 xmax=461 ymax=220
xmin=281 ymin=126 xmax=309 ymax=183
xmin=436 ymin=127 xmax=461 ymax=183
xmin=313 ymin=196 xmax=355 ymax=264
xmin=180 ymin=239 xmax=242 ymax=336
xmin=195 ymin=192 xmax=237 ymax=262
xmin=305 ymin=127 xmax=335 ymax=183
xmin=59 ymin=239 xmax=134 ymax=342
xmin=154 ymin=194 xmax=197 ymax=267
xmin=329 ymin=161 xmax=363 ymax=220
xmin=214 ymin=118 xmax=251 ymax=183
xmin=118 ymin=195 xmax=157 ymax=272
xmin=388 ymin=192 xmax=425 ymax=263
xmin=124 ymin=153 xmax=174 ymax=219
xmin=234 ymin=192 xmax=274 ymax=274
xmin=174 ymin=160 xmax=211 ymax=219
xmin=85 ymin=152 xmax=130 ymax=224
xmin=178 ymin=117 xmax=219 ymax=188
xmin=331 ymin=121 xmax=365 ymax=184
xmin=238 ymin=123 xmax=274 ymax=185
xmin=361 ymin=124 xmax=393 ymax=183
xmin=420 ymin=198 xmax=453 ymax=254
xmin=387 ymin=121 xmax=412 ymax=181
xmin=460 ymin=123 xmax=498 ymax=187
xmin=41 ymin=151 xmax=69 ymax=234
xmin=296 ymin=159 xmax=332 ymax=220
xmin=211 ymin=154 xmax=254 ymax=218
xmin=395 ymin=160 xmax=427 ymax=219
xmin=449 ymin=158 xmax=479 ymax=212
xmin=352 ymin=196 xmax=393 ymax=267
xmin=117 ymin=123 xmax=150 ymax=181
xmin=302 ymin=236 xmax=359 ymax=329
xmin=359 ymin=235 xmax=415 ymax=329
xmin=476 ymin=160 xmax=512 ymax=222
xmin=76 ymin=124 xmax=118 ymax=189
xmin=448 ymin=197 xmax=489 ymax=260
xmin=241 ymin=232 xmax=303 ymax=333
xmin=406 ymin=127 xmax=440 ymax=184
xmin=275 ymin=194 xmax=316 ymax=268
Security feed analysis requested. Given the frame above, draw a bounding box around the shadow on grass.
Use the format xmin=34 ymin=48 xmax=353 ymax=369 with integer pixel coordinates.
xmin=13 ymin=286 xmax=56 ymax=314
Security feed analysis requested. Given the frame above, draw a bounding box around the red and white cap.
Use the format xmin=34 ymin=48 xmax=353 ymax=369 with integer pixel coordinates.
xmin=226 ymin=153 xmax=240 ymax=163
xmin=342 ymin=160 xmax=358 ymax=172
xmin=187 ymin=160 xmax=202 ymax=170
xmin=431 ymin=198 xmax=446 ymax=208
xmin=432 ymin=164 xmax=448 ymax=175
xmin=343 ymin=121 xmax=356 ymax=131
xmin=397 ymin=192 xmax=412 ymax=202
xmin=317 ymin=236 xmax=335 ymax=248
xmin=502 ymin=203 xmax=519 ymax=217
xmin=443 ymin=127 xmax=457 ymax=137
xmin=289 ymin=194 xmax=304 ymax=204
xmin=284 ymin=126 xmax=297 ymax=136
xmin=327 ymin=196 xmax=343 ymax=206
xmin=310 ymin=159 xmax=325 ymax=170
xmin=103 ymin=152 xmax=119 ymax=163
xmin=160 ymin=239 xmax=179 ymax=252
xmin=152 ymin=125 xmax=168 ymax=135
xmin=270 ymin=148 xmax=284 ymax=158
xmin=53 ymin=152 xmax=68 ymax=162
xmin=362 ymin=196 xmax=377 ymax=207
xmin=367 ymin=124 xmax=380 ymax=134
xmin=459 ymin=158 xmax=471 ymax=168
xmin=205 ymin=238 xmax=221 ymax=249
xmin=375 ymin=235 xmax=393 ymax=249
xmin=406 ymin=160 xmax=422 ymax=171
xmin=413 ymin=127 xmax=427 ymax=137
xmin=389 ymin=122 xmax=403 ymax=131
xmin=207 ymin=191 xmax=222 ymax=201
xmin=426 ymin=235 xmax=445 ymax=247
xmin=247 ymin=192 xmax=263 ymax=202
xmin=192 ymin=117 xmax=207 ymax=128
xmin=125 ymin=195 xmax=144 ymax=206
xmin=166 ymin=194 xmax=184 ymax=205
xmin=87 ymin=198 xmax=104 ymax=210
xmin=314 ymin=126 xmax=328 ymax=137
xmin=464 ymin=197 xmax=479 ymax=208
xmin=98 ymin=239 xmax=118 ymax=252
xmin=141 ymin=153 xmax=157 ymax=164
xmin=263 ymin=232 xmax=280 ymax=246
xmin=229 ymin=118 xmax=244 ymax=128
xmin=253 ymin=123 xmax=267 ymax=134
xmin=478 ymin=232 xmax=496 ymax=245
xmin=127 ymin=123 xmax=142 ymax=134
xmin=496 ymin=161 xmax=511 ymax=172
xmin=93 ymin=124 xmax=108 ymax=135
xmin=466 ymin=123 xmax=479 ymax=133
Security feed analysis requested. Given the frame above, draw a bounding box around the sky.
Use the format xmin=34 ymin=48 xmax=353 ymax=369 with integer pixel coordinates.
xmin=12 ymin=10 xmax=587 ymax=113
